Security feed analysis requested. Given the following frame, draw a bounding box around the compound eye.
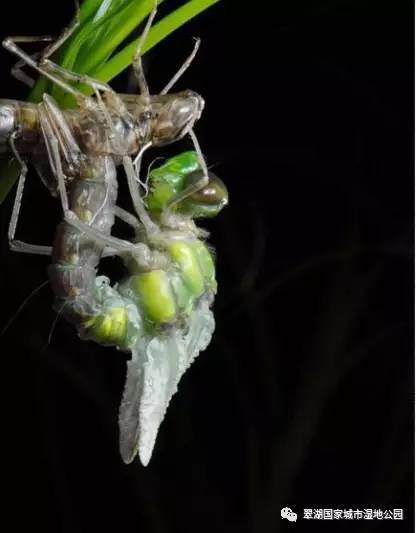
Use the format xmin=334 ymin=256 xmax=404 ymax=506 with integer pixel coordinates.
xmin=186 ymin=171 xmax=228 ymax=206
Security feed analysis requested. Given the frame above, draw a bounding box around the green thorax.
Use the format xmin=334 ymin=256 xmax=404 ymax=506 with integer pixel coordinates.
xmin=145 ymin=151 xmax=228 ymax=218
xmin=146 ymin=151 xmax=199 ymax=213
xmin=80 ymin=149 xmax=227 ymax=346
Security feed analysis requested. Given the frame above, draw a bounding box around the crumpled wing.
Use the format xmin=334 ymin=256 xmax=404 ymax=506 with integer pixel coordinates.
xmin=118 ymin=298 xmax=215 ymax=466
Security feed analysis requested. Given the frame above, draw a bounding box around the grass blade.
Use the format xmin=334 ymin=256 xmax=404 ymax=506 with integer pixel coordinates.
xmin=92 ymin=0 xmax=220 ymax=84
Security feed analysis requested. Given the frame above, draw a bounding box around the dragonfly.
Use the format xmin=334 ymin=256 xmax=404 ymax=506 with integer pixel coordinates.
xmin=59 ymin=149 xmax=228 ymax=465
xmin=1 ymin=3 xmax=227 ymax=465
xmin=0 ymin=1 xmax=205 ymax=332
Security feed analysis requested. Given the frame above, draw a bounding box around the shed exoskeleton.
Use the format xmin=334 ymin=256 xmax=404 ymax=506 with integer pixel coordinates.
xmin=1 ymin=3 xmax=206 ymax=333
xmin=1 ymin=3 xmax=225 ymax=466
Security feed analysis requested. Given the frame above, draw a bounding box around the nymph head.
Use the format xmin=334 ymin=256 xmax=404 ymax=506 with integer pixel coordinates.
xmin=128 ymin=91 xmax=204 ymax=147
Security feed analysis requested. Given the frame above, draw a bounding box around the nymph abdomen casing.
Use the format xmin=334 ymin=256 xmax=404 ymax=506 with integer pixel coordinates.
xmin=0 ymin=99 xmax=40 ymax=149
xmin=119 ymin=239 xmax=216 ymax=327
xmin=48 ymin=154 xmax=118 ymax=321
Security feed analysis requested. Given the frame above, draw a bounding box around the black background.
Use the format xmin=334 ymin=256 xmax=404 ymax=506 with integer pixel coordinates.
xmin=0 ymin=1 xmax=413 ymax=532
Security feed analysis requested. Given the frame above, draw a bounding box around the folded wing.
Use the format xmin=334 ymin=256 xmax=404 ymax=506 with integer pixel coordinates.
xmin=118 ymin=298 xmax=215 ymax=465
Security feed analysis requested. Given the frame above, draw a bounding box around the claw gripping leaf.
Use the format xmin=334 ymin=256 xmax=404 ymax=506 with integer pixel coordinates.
xmin=0 ymin=0 xmax=220 ymax=203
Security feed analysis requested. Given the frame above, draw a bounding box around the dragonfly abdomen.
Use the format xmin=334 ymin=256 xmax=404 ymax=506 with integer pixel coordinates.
xmin=119 ymin=239 xmax=216 ymax=327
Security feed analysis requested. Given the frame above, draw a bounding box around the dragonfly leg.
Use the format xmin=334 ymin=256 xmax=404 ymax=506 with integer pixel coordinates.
xmin=7 ymin=133 xmax=53 ymax=255
xmin=38 ymin=61 xmax=128 ymax=148
xmin=64 ymin=211 xmax=134 ymax=253
xmin=10 ymin=241 xmax=118 ymax=258
xmin=38 ymin=94 xmax=82 ymax=177
xmin=159 ymin=129 xmax=210 ymax=235
xmin=6 ymin=2 xmax=80 ymax=88
xmin=115 ymin=206 xmax=141 ymax=230
xmin=3 ymin=37 xmax=80 ymax=98
xmin=3 ymin=4 xmax=113 ymax=114
xmin=39 ymin=1 xmax=81 ymax=60
xmin=38 ymin=104 xmax=72 ymax=214
xmin=7 ymin=116 xmax=116 ymax=259
xmin=3 ymin=3 xmax=119 ymax=139
xmin=160 ymin=38 xmax=201 ymax=95
xmin=10 ymin=241 xmax=52 ymax=256
xmin=64 ymin=211 xmax=165 ymax=269
xmin=40 ymin=120 xmax=156 ymax=267
xmin=40 ymin=59 xmax=113 ymax=95
xmin=132 ymin=0 xmax=158 ymax=98
xmin=12 ymin=50 xmax=43 ymax=88
xmin=123 ymin=151 xmax=159 ymax=235
xmin=102 ymin=247 xmax=119 ymax=258
xmin=42 ymin=132 xmax=149 ymax=264
xmin=3 ymin=21 xmax=102 ymax=100
xmin=5 ymin=37 xmax=52 ymax=88
xmin=10 ymin=240 xmax=118 ymax=258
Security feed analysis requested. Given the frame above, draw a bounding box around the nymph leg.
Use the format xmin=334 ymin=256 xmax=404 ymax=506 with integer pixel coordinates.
xmin=123 ymin=148 xmax=159 ymax=235
xmin=160 ymin=38 xmax=201 ymax=95
xmin=12 ymin=50 xmax=44 ymax=88
xmin=115 ymin=206 xmax=141 ymax=231
xmin=7 ymin=133 xmax=52 ymax=255
xmin=132 ymin=1 xmax=158 ymax=98
xmin=3 ymin=37 xmax=81 ymax=98
xmin=4 ymin=37 xmax=114 ymax=102
xmin=7 ymin=1 xmax=80 ymax=88
xmin=40 ymin=94 xmax=82 ymax=171
xmin=40 ymin=59 xmax=113 ymax=94
xmin=64 ymin=210 xmax=166 ymax=270
xmin=39 ymin=1 xmax=81 ymax=60
xmin=165 ymin=128 xmax=209 ymax=210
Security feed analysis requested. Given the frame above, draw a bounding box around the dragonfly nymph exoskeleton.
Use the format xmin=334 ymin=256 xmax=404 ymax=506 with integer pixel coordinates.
xmin=0 ymin=3 xmax=227 ymax=465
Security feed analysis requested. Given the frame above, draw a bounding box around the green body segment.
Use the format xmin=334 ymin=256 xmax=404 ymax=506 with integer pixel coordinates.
xmin=146 ymin=151 xmax=228 ymax=218
xmin=146 ymin=151 xmax=200 ymax=212
xmin=72 ymin=148 xmax=224 ymax=348
xmin=193 ymin=241 xmax=216 ymax=288
xmin=77 ymin=278 xmax=141 ymax=350
xmin=131 ymin=270 xmax=176 ymax=323
xmin=83 ymin=306 xmax=129 ymax=345
xmin=169 ymin=241 xmax=205 ymax=294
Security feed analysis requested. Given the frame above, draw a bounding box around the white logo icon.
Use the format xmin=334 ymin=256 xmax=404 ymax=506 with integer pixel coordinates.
xmin=281 ymin=507 xmax=297 ymax=522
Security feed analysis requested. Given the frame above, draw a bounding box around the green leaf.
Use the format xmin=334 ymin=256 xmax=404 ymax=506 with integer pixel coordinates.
xmin=75 ymin=0 xmax=167 ymax=74
xmin=79 ymin=0 xmax=109 ymax=22
xmin=31 ymin=0 xmax=142 ymax=103
xmin=92 ymin=0 xmax=220 ymax=83
xmin=52 ymin=0 xmax=161 ymax=104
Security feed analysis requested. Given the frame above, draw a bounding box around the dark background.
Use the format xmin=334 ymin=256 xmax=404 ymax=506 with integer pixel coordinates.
xmin=0 ymin=1 xmax=413 ymax=532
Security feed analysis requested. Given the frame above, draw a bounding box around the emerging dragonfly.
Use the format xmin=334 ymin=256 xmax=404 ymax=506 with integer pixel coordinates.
xmin=1 ymin=3 xmax=227 ymax=464
xmin=61 ymin=150 xmax=228 ymax=464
